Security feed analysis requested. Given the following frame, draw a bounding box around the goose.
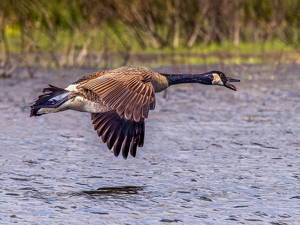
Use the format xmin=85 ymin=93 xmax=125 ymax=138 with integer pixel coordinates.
xmin=30 ymin=66 xmax=240 ymax=159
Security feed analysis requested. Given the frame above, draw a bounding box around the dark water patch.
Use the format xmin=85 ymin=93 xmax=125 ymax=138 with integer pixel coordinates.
xmin=253 ymin=211 xmax=268 ymax=217
xmin=5 ymin=193 xmax=20 ymax=196
xmin=181 ymin=205 xmax=193 ymax=208
xmin=232 ymin=142 xmax=243 ymax=146
xmin=22 ymin=160 xmax=38 ymax=164
xmin=278 ymin=214 xmax=291 ymax=218
xmin=54 ymin=206 xmax=67 ymax=210
xmin=10 ymin=177 xmax=30 ymax=181
xmin=89 ymin=211 xmax=109 ymax=215
xmin=226 ymin=215 xmax=239 ymax=221
xmin=250 ymin=186 xmax=260 ymax=189
xmin=244 ymin=218 xmax=263 ymax=221
xmin=291 ymin=175 xmax=300 ymax=180
xmin=160 ymin=219 xmax=183 ymax=223
xmin=252 ymin=142 xmax=279 ymax=149
xmin=233 ymin=205 xmax=249 ymax=208
xmin=83 ymin=186 xmax=144 ymax=196
xmin=270 ymin=222 xmax=289 ymax=225
xmin=75 ymin=182 xmax=90 ymax=186
xmin=194 ymin=214 xmax=208 ymax=219
xmin=290 ymin=196 xmax=300 ymax=199
xmin=237 ymin=175 xmax=250 ymax=180
xmin=18 ymin=187 xmax=37 ymax=191
xmin=83 ymin=176 xmax=103 ymax=179
xmin=60 ymin=134 xmax=71 ymax=138
xmin=196 ymin=196 xmax=213 ymax=202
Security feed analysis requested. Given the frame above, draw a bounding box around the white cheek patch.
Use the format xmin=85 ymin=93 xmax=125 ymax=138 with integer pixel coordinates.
xmin=65 ymin=84 xmax=79 ymax=91
xmin=212 ymin=74 xmax=224 ymax=86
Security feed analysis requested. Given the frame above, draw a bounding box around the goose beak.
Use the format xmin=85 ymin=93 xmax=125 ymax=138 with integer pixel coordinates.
xmin=225 ymin=77 xmax=240 ymax=91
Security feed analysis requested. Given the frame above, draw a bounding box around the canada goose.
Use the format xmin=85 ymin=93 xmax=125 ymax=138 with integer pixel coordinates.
xmin=30 ymin=66 xmax=240 ymax=159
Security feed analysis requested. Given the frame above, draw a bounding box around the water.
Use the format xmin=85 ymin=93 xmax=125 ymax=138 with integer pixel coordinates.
xmin=0 ymin=65 xmax=300 ymax=224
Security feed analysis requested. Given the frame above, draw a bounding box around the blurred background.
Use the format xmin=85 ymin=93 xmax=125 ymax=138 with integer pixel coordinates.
xmin=1 ymin=0 xmax=300 ymax=77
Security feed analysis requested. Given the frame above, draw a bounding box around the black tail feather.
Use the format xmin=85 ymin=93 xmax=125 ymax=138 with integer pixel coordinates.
xmin=30 ymin=85 xmax=69 ymax=117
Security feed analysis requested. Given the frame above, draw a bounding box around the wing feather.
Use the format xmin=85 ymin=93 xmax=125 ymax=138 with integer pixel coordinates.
xmin=141 ymin=97 xmax=150 ymax=118
xmin=115 ymin=90 xmax=135 ymax=115
xmin=124 ymin=92 xmax=138 ymax=120
xmin=91 ymin=111 xmax=145 ymax=158
xmin=133 ymin=94 xmax=144 ymax=122
xmin=79 ymin=66 xmax=155 ymax=122
xmin=111 ymin=89 xmax=131 ymax=109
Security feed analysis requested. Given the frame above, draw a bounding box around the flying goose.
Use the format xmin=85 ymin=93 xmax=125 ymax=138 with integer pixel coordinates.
xmin=30 ymin=66 xmax=240 ymax=159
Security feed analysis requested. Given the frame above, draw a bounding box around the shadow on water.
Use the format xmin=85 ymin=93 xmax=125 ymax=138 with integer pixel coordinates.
xmin=82 ymin=186 xmax=144 ymax=196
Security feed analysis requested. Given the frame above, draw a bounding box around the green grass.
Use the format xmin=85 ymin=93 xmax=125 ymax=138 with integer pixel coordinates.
xmin=3 ymin=25 xmax=300 ymax=67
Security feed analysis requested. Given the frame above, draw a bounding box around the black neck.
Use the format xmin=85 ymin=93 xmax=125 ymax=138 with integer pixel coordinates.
xmin=160 ymin=72 xmax=213 ymax=86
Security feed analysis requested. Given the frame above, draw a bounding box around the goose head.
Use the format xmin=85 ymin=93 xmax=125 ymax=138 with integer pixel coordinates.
xmin=210 ymin=71 xmax=240 ymax=91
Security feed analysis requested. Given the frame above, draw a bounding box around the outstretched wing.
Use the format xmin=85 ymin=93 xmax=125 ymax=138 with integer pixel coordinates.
xmin=79 ymin=66 xmax=155 ymax=122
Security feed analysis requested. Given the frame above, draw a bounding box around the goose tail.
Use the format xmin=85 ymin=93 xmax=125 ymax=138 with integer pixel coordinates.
xmin=30 ymin=85 xmax=70 ymax=117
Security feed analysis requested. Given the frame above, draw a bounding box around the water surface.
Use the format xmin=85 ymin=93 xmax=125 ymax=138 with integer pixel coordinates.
xmin=0 ymin=65 xmax=299 ymax=224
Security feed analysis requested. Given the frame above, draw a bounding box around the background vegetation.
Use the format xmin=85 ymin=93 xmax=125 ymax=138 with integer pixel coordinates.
xmin=1 ymin=0 xmax=300 ymax=75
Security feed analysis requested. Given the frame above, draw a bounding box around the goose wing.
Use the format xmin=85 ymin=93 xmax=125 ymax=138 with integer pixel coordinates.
xmin=78 ymin=66 xmax=155 ymax=122
xmin=91 ymin=111 xmax=145 ymax=159
xmin=72 ymin=70 xmax=111 ymax=85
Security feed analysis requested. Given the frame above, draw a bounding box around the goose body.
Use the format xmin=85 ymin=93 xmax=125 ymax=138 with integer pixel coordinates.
xmin=30 ymin=66 xmax=240 ymax=159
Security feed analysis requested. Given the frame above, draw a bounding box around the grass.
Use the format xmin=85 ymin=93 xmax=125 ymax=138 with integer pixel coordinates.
xmin=3 ymin=25 xmax=300 ymax=68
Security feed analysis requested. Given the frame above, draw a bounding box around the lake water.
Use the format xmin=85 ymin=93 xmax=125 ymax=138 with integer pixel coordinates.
xmin=0 ymin=65 xmax=299 ymax=224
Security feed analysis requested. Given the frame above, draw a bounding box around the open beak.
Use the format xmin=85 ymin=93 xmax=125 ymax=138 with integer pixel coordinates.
xmin=225 ymin=77 xmax=240 ymax=91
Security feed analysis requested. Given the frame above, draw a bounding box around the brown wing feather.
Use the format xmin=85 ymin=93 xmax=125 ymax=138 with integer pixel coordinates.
xmin=79 ymin=66 xmax=155 ymax=122
xmin=91 ymin=111 xmax=145 ymax=159
xmin=72 ymin=70 xmax=111 ymax=85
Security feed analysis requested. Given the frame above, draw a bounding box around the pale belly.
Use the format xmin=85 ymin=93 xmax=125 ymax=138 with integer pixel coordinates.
xmin=64 ymin=84 xmax=111 ymax=113
xmin=38 ymin=96 xmax=111 ymax=115
xmin=67 ymin=96 xmax=111 ymax=113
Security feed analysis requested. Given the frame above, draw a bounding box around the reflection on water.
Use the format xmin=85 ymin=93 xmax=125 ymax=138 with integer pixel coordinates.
xmin=0 ymin=65 xmax=300 ymax=224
